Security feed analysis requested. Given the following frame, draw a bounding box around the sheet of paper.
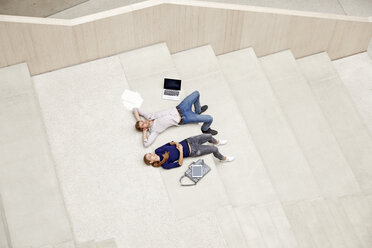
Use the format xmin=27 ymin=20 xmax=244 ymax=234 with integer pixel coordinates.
xmin=121 ymin=89 xmax=143 ymax=110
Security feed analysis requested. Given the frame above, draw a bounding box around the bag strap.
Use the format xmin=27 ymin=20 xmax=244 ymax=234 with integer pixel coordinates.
xmin=179 ymin=175 xmax=197 ymax=186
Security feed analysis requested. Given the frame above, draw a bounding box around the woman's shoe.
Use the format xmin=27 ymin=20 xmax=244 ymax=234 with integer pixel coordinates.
xmin=221 ymin=156 xmax=235 ymax=162
xmin=216 ymin=139 xmax=227 ymax=146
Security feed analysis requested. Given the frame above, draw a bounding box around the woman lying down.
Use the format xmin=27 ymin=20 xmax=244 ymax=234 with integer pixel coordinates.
xmin=144 ymin=134 xmax=235 ymax=169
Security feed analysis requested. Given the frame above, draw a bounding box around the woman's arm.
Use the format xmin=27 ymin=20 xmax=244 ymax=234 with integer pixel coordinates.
xmin=176 ymin=143 xmax=184 ymax=165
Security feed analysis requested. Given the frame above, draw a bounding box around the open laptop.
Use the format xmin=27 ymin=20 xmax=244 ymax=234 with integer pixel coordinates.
xmin=162 ymin=78 xmax=181 ymax=100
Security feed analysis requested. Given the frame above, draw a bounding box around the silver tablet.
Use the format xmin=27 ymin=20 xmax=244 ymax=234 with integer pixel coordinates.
xmin=191 ymin=164 xmax=203 ymax=178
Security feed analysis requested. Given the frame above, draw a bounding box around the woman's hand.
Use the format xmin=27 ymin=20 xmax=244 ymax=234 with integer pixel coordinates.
xmin=176 ymin=143 xmax=183 ymax=152
xmin=162 ymin=151 xmax=170 ymax=160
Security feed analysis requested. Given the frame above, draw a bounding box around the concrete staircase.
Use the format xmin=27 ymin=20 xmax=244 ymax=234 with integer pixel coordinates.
xmin=76 ymin=239 xmax=117 ymax=248
xmin=0 ymin=194 xmax=11 ymax=248
xmin=2 ymin=42 xmax=372 ymax=247
xmin=0 ymin=63 xmax=118 ymax=248
xmin=218 ymin=46 xmax=372 ymax=247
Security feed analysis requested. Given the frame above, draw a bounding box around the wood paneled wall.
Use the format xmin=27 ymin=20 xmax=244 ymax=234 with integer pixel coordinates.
xmin=0 ymin=0 xmax=371 ymax=75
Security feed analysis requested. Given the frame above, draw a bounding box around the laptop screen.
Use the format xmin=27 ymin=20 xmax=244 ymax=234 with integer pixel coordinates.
xmin=164 ymin=78 xmax=181 ymax=90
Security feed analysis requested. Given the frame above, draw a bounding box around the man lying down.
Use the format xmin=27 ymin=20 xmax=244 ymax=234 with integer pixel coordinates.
xmin=133 ymin=91 xmax=218 ymax=147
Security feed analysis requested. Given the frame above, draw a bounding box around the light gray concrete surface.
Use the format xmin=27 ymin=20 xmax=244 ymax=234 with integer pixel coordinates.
xmin=33 ymin=52 xmax=230 ymax=248
xmin=0 ymin=194 xmax=10 ymax=248
xmin=235 ymin=202 xmax=298 ymax=248
xmin=257 ymin=51 xmax=320 ymax=202
xmin=118 ymin=43 xmax=247 ymax=248
xmin=49 ymin=0 xmax=372 ymax=19
xmin=0 ymin=63 xmax=73 ymax=247
xmin=76 ymin=241 xmax=96 ymax=248
xmin=368 ymin=38 xmax=372 ymax=59
xmin=283 ymin=198 xmax=367 ymax=248
xmin=171 ymin=46 xmax=279 ymax=207
xmin=4 ymin=40 xmax=370 ymax=248
xmin=0 ymin=0 xmax=88 ymax=17
xmin=118 ymin=43 xmax=231 ymax=221
xmin=298 ymin=52 xmax=372 ymax=195
xmin=261 ymin=50 xmax=360 ymax=198
xmin=333 ymin=52 xmax=372 ymax=135
xmin=337 ymin=0 xmax=372 ymax=16
xmin=50 ymin=0 xmax=141 ymax=19
xmin=340 ymin=195 xmax=372 ymax=247
xmin=205 ymin=0 xmax=345 ymax=14
xmin=95 ymin=239 xmax=117 ymax=248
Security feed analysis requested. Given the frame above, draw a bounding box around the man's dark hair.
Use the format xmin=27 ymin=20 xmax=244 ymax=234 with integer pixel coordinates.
xmin=135 ymin=121 xmax=142 ymax=131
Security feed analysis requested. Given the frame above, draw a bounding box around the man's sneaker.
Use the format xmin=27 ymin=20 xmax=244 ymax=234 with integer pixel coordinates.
xmin=216 ymin=139 xmax=227 ymax=146
xmin=202 ymin=128 xmax=218 ymax=135
xmin=221 ymin=156 xmax=235 ymax=162
xmin=200 ymin=105 xmax=208 ymax=114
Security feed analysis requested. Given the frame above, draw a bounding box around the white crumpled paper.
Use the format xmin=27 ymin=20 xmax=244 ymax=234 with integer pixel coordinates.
xmin=121 ymin=89 xmax=143 ymax=110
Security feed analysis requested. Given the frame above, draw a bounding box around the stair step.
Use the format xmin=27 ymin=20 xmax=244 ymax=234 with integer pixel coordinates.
xmin=284 ymin=198 xmax=362 ymax=248
xmin=77 ymin=241 xmax=96 ymax=248
xmin=332 ymin=52 xmax=372 ymax=135
xmin=311 ymin=199 xmax=348 ymax=248
xmin=297 ymin=52 xmax=372 ymax=194
xmin=267 ymin=203 xmax=298 ymax=248
xmin=215 ymin=206 xmax=249 ymax=248
xmin=235 ymin=202 xmax=298 ymax=248
xmin=296 ymin=200 xmax=333 ymax=248
xmin=219 ymin=48 xmax=319 ymax=202
xmin=54 ymin=240 xmax=75 ymax=248
xmin=173 ymin=45 xmax=278 ymax=207
xmin=234 ymin=206 xmax=269 ymax=248
xmin=95 ymin=239 xmax=117 ymax=248
xmin=340 ymin=195 xmax=372 ymax=248
xmin=326 ymin=198 xmax=364 ymax=248
xmin=0 ymin=62 xmax=33 ymax=98
xmin=0 ymin=194 xmax=10 ymax=248
xmin=0 ymin=63 xmax=73 ymax=248
xmin=261 ymin=50 xmax=361 ymax=198
xmin=283 ymin=202 xmax=317 ymax=248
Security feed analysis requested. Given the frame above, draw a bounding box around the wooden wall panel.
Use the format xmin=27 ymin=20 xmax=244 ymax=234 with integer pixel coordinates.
xmin=286 ymin=16 xmax=337 ymax=58
xmin=164 ymin=5 xmax=205 ymax=53
xmin=0 ymin=22 xmax=29 ymax=67
xmin=94 ymin=13 xmax=135 ymax=58
xmin=240 ymin=12 xmax=292 ymax=56
xmin=131 ymin=5 xmax=168 ymax=49
xmin=0 ymin=24 xmax=9 ymax=67
xmin=328 ymin=20 xmax=372 ymax=59
xmin=24 ymin=24 xmax=78 ymax=74
xmin=73 ymin=22 xmax=99 ymax=63
xmin=0 ymin=0 xmax=371 ymax=75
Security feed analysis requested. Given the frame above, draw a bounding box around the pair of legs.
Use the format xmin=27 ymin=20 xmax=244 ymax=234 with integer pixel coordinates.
xmin=186 ymin=134 xmax=224 ymax=160
xmin=177 ymin=91 xmax=213 ymax=132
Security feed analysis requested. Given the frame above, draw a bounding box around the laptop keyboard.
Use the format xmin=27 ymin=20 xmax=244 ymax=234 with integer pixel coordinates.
xmin=164 ymin=90 xmax=179 ymax=96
